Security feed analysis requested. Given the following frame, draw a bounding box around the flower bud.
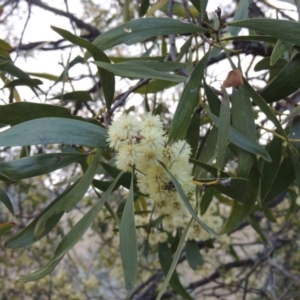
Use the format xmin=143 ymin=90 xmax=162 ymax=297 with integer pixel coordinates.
xmin=215 ymin=7 xmax=221 ymax=19
xmin=223 ymin=69 xmax=243 ymax=88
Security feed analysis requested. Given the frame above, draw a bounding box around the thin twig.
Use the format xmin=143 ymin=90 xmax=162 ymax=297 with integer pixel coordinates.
xmin=181 ymin=0 xmax=192 ymax=23
xmin=14 ymin=0 xmax=32 ymax=62
xmin=28 ymin=0 xmax=101 ymax=35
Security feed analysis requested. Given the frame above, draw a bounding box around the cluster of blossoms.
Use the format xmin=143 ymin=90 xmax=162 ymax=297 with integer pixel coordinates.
xmin=134 ymin=200 xmax=223 ymax=245
xmin=187 ymin=202 xmax=223 ymax=241
xmin=107 ymin=114 xmax=223 ymax=242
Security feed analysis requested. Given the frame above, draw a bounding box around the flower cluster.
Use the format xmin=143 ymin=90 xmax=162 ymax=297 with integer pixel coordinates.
xmin=107 ymin=114 xmax=194 ymax=228
xmin=135 ymin=200 xmax=223 ymax=245
xmin=187 ymin=202 xmax=223 ymax=241
xmin=107 ymin=113 xmax=223 ymax=238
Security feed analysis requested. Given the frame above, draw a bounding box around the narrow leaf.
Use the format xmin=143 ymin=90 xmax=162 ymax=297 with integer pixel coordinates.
xmin=51 ymin=26 xmax=115 ymax=110
xmin=134 ymin=79 xmax=178 ymax=94
xmin=204 ymin=83 xmax=221 ymax=116
xmin=169 ymin=52 xmax=209 ymax=141
xmin=0 ymin=39 xmax=12 ymax=58
xmin=0 ymin=153 xmax=88 ymax=181
xmin=18 ymin=172 xmax=123 ymax=282
xmin=193 ymin=178 xmax=251 ymax=204
xmin=0 ymin=117 xmax=108 ymax=148
xmin=28 ymin=72 xmax=59 ymax=81
xmin=219 ymin=165 xmax=259 ymax=234
xmin=243 ymin=80 xmax=288 ymax=140
xmin=2 ymin=78 xmax=43 ymax=89
xmin=101 ymin=162 xmax=140 ymax=192
xmin=246 ymin=215 xmax=269 ymax=245
xmin=254 ymin=57 xmax=287 ymax=72
xmin=146 ymin=0 xmax=168 ymax=16
xmin=55 ymin=56 xmax=84 ymax=84
xmin=200 ymin=0 xmax=208 ymax=19
xmin=228 ymin=18 xmax=300 ymax=47
xmin=227 ymin=0 xmax=249 ymax=36
xmin=191 ymin=159 xmax=229 ymax=178
xmin=289 ymin=116 xmax=300 ymax=193
xmin=109 ymin=56 xmax=165 ymax=63
xmin=186 ymin=239 xmax=204 ymax=270
xmin=119 ymin=172 xmax=137 ymax=296
xmin=208 ymin=111 xmax=271 ymax=162
xmin=0 ymin=222 xmax=15 ymax=236
xmin=222 ymin=35 xmax=277 ymax=44
xmin=217 ymin=91 xmax=230 ymax=169
xmin=186 ymin=110 xmax=200 ymax=158
xmin=200 ymin=188 xmax=214 ymax=215
xmin=122 ymin=60 xmax=190 ymax=72
xmin=159 ymin=161 xmax=217 ymax=236
xmin=282 ymin=105 xmax=300 ymax=125
xmin=93 ymin=61 xmax=186 ymax=83
xmin=193 ymin=126 xmax=218 ymax=177
xmin=48 ymin=91 xmax=93 ymax=102
xmin=159 ymin=3 xmax=199 ymax=18
xmin=260 ymin=199 xmax=277 ymax=223
xmin=289 ymin=113 xmax=300 ymax=152
xmin=93 ymin=18 xmax=208 ymax=51
xmin=270 ymin=39 xmax=293 ymax=66
xmin=93 ymin=179 xmax=118 ymax=192
xmin=261 ymin=136 xmax=282 ymax=200
xmin=139 ymin=0 xmax=150 ymax=17
xmin=5 ymin=181 xmax=81 ymax=248
xmin=176 ymin=35 xmax=193 ymax=62
xmin=255 ymin=57 xmax=287 ymax=82
xmin=35 ymin=150 xmax=102 ymax=234
xmin=0 ymin=187 xmax=14 ymax=215
xmin=157 ymin=219 xmax=193 ymax=300
xmin=0 ymin=58 xmax=30 ymax=78
xmin=260 ymin=53 xmax=300 ymax=103
xmin=18 ymin=260 xmax=62 ymax=283
xmin=264 ymin=154 xmax=295 ymax=203
xmin=231 ymin=86 xmax=256 ymax=177
xmin=258 ymin=150 xmax=277 ymax=223
xmin=158 ymin=242 xmax=193 ymax=300
xmin=0 ymin=102 xmax=98 ymax=126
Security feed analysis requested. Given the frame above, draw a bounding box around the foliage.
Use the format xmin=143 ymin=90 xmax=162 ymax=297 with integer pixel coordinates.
xmin=1 ymin=0 xmax=300 ymax=299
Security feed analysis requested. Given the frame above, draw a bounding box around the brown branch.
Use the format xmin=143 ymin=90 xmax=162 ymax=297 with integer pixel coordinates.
xmin=27 ymin=0 xmax=101 ymax=36
xmin=107 ymin=78 xmax=151 ymax=119
xmin=14 ymin=0 xmax=32 ymax=61
xmin=188 ymin=259 xmax=255 ymax=290
xmin=10 ymin=33 xmax=98 ymax=52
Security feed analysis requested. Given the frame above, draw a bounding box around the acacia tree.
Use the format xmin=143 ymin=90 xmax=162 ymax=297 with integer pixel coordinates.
xmin=1 ymin=0 xmax=300 ymax=299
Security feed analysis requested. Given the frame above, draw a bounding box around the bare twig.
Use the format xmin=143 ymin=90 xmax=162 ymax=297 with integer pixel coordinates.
xmin=181 ymin=0 xmax=192 ymax=23
xmin=14 ymin=0 xmax=32 ymax=62
xmin=107 ymin=78 xmax=151 ymax=119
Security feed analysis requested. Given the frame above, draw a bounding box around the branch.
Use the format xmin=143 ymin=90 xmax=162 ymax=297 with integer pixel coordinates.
xmin=132 ymin=190 xmax=291 ymax=299
xmin=14 ymin=0 xmax=32 ymax=61
xmin=27 ymin=0 xmax=101 ymax=36
xmin=10 ymin=33 xmax=98 ymax=52
xmin=188 ymin=259 xmax=254 ymax=290
xmin=107 ymin=78 xmax=151 ymax=119
xmin=207 ymin=41 xmax=273 ymax=67
xmin=232 ymin=191 xmax=287 ymax=234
